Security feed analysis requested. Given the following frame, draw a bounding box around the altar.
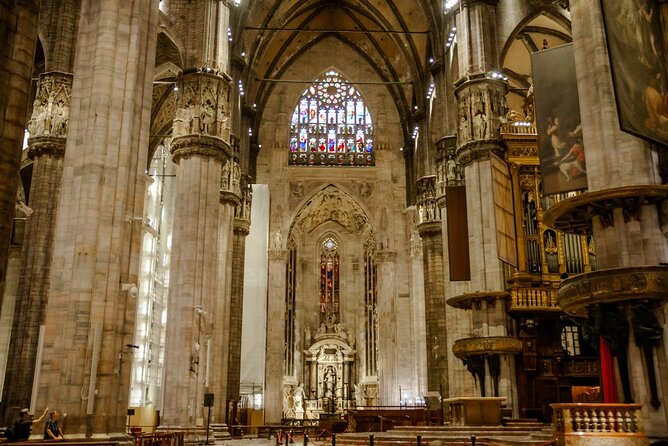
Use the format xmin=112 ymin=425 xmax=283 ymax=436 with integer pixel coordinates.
xmin=442 ymin=397 xmax=506 ymax=426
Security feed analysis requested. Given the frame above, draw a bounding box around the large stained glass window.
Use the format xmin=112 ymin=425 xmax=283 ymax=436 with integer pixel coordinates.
xmin=320 ymin=237 xmax=340 ymax=324
xmin=289 ymin=70 xmax=374 ymax=166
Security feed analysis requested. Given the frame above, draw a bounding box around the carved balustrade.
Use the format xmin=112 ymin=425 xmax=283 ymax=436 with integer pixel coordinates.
xmin=551 ymin=403 xmax=647 ymax=446
xmin=508 ymin=285 xmax=560 ymax=312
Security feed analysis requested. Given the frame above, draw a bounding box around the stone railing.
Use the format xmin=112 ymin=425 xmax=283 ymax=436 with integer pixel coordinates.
xmin=509 ymin=286 xmax=560 ymax=312
xmin=551 ymin=403 xmax=648 ymax=446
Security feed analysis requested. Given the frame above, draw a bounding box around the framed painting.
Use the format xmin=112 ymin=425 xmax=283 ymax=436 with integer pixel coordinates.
xmin=532 ymin=43 xmax=588 ymax=195
xmin=601 ymin=0 xmax=668 ymax=145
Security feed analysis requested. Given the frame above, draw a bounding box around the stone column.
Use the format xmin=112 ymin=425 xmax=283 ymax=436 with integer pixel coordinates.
xmin=435 ymin=137 xmax=475 ymax=399
xmin=32 ymin=0 xmax=158 ymax=436
xmin=265 ymin=248 xmax=288 ymax=423
xmin=407 ymin=215 xmax=428 ymax=400
xmin=375 ymin=250 xmax=398 ymax=405
xmin=416 ymin=176 xmax=448 ymax=396
xmin=564 ymin=0 xmax=668 ymax=436
xmin=452 ymin=0 xmax=517 ymax=412
xmin=0 ymin=0 xmax=39 ymax=325
xmin=226 ymin=179 xmax=251 ymax=411
xmin=1 ymin=72 xmax=72 ymax=421
xmin=162 ymin=70 xmax=232 ymax=428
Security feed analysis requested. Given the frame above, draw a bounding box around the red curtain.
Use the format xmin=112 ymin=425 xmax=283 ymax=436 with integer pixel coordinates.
xmin=600 ymin=336 xmax=618 ymax=403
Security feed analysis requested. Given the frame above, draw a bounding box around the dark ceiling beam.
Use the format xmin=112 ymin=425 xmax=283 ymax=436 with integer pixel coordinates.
xmin=243 ymin=26 xmax=430 ymax=34
xmin=254 ymin=78 xmax=413 ymax=85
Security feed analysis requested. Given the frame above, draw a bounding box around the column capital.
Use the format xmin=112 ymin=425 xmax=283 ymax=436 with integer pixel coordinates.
xmin=28 ymin=71 xmax=73 ymax=140
xmin=233 ymin=219 xmax=250 ymax=236
xmin=27 ymin=135 xmax=66 ymax=159
xmin=416 ymin=175 xmax=441 ymax=223
xmin=457 ymin=142 xmax=505 ymax=168
xmin=173 ymin=70 xmax=232 ymax=141
xmin=220 ymin=189 xmax=241 ymax=206
xmin=417 ymin=221 xmax=442 ymax=237
xmin=170 ymin=134 xmax=231 ymax=164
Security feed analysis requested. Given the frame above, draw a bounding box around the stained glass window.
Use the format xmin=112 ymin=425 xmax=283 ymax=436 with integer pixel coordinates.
xmin=289 ymin=70 xmax=374 ymax=166
xmin=320 ymin=237 xmax=340 ymax=323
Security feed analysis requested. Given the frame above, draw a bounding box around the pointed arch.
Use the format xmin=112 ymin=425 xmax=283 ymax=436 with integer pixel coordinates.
xmin=288 ymin=184 xmax=374 ymax=238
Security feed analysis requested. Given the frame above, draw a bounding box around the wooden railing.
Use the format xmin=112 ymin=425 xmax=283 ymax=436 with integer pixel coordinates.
xmin=551 ymin=404 xmax=648 ymax=445
xmin=509 ymin=286 xmax=560 ymax=312
xmin=133 ymin=431 xmax=184 ymax=446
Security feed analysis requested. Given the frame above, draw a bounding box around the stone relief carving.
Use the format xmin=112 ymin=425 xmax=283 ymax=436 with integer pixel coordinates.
xmin=291 ymin=186 xmax=370 ymax=234
xmin=28 ymin=73 xmax=72 ymax=139
xmin=290 ymin=181 xmax=304 ymax=198
xmin=359 ymin=182 xmax=373 ymax=198
xmin=173 ymin=71 xmax=231 ymax=139
xmin=456 ymin=82 xmax=507 ymax=147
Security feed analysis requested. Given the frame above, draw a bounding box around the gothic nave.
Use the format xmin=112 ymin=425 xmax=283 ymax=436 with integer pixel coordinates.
xmin=1 ymin=0 xmax=668 ymax=444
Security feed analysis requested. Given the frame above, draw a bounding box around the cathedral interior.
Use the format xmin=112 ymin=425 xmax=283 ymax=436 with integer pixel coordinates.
xmin=1 ymin=0 xmax=668 ymax=444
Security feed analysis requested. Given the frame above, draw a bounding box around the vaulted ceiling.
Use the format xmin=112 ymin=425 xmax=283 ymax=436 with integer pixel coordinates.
xmin=234 ymin=0 xmax=441 ymax=135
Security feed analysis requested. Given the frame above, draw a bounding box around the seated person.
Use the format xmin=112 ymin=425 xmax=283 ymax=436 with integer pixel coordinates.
xmin=6 ymin=407 xmax=48 ymax=442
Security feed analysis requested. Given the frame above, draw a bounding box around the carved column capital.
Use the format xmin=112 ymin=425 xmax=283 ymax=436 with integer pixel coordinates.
xmin=454 ymin=77 xmax=508 ymax=152
xmin=173 ymin=70 xmax=232 ymax=141
xmin=416 ymin=175 xmax=440 ymax=224
xmin=417 ymin=221 xmax=442 ymax=237
xmin=28 ymin=71 xmax=73 ymax=139
xmin=27 ymin=135 xmax=66 ymax=159
xmin=170 ymin=134 xmax=231 ymax=164
xmin=233 ymin=219 xmax=250 ymax=236
xmin=220 ymin=190 xmax=241 ymax=206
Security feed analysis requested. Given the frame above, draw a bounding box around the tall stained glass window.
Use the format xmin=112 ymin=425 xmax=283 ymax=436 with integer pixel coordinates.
xmin=289 ymin=70 xmax=374 ymax=166
xmin=320 ymin=237 xmax=340 ymax=323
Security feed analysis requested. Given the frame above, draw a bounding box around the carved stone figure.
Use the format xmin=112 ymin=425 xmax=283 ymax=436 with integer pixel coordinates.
xmin=274 ymin=229 xmax=283 ymax=249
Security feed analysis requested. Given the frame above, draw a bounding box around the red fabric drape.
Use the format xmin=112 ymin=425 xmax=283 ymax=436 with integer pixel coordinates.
xmin=600 ymin=336 xmax=618 ymax=403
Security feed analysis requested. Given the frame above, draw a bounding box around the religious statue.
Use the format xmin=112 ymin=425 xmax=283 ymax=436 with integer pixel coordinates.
xmin=293 ymin=383 xmax=306 ymax=411
xmin=274 ymin=229 xmax=283 ymax=249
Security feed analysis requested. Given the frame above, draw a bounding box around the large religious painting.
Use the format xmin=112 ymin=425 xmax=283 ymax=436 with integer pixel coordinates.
xmin=601 ymin=0 xmax=668 ymax=145
xmin=532 ymin=44 xmax=588 ymax=195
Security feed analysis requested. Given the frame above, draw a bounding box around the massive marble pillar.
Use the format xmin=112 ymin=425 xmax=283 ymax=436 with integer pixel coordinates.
xmin=265 ymin=248 xmax=289 ymax=423
xmin=435 ymin=137 xmax=475 ymax=399
xmin=32 ymin=0 xmax=158 ymax=436
xmin=226 ymin=178 xmax=251 ymax=411
xmin=162 ymin=70 xmax=232 ymax=427
xmin=375 ymin=250 xmax=398 ymax=404
xmin=416 ymin=176 xmax=449 ymax=396
xmin=407 ymin=214 xmax=428 ymax=401
xmin=0 ymin=0 xmax=39 ymax=333
xmin=1 ymin=72 xmax=71 ymax=422
xmin=451 ymin=0 xmax=518 ymax=413
xmin=547 ymin=0 xmax=668 ymax=437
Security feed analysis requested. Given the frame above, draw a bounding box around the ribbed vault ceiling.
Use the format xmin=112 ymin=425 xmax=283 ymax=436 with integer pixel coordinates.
xmin=236 ymin=0 xmax=439 ymax=134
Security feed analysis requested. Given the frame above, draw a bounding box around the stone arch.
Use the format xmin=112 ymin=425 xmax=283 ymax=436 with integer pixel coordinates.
xmin=288 ymin=184 xmax=374 ymax=241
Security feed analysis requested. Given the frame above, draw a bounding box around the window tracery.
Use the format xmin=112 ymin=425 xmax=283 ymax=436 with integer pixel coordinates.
xmin=289 ymin=70 xmax=374 ymax=166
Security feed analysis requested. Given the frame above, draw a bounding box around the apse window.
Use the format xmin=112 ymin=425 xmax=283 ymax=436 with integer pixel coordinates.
xmin=289 ymin=70 xmax=374 ymax=166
